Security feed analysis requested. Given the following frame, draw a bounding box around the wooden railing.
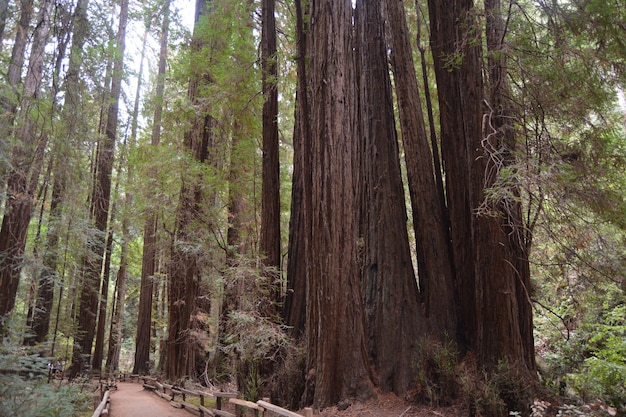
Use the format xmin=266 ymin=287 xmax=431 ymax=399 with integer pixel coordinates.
xmin=91 ymin=390 xmax=110 ymax=417
xmin=91 ymin=373 xmax=313 ymax=417
xmin=138 ymin=375 xmax=314 ymax=417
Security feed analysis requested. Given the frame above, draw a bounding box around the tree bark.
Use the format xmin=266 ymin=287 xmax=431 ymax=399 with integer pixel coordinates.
xmin=0 ymin=0 xmax=33 ymax=178
xmin=259 ymin=0 xmax=281 ymax=275
xmin=427 ymin=0 xmax=536 ymax=411
xmin=386 ymin=0 xmax=457 ymax=342
xmin=355 ymin=0 xmax=422 ymax=396
xmin=0 ymin=0 xmax=9 ymax=53
xmin=283 ymin=0 xmax=309 ymax=340
xmin=484 ymin=0 xmax=536 ymax=375
xmin=303 ymin=0 xmax=373 ymax=407
xmin=105 ymin=208 xmax=128 ymax=373
xmin=0 ymin=0 xmax=53 ymax=328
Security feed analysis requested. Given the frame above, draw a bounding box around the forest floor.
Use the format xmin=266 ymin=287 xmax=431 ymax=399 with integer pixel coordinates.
xmin=311 ymin=393 xmax=466 ymax=417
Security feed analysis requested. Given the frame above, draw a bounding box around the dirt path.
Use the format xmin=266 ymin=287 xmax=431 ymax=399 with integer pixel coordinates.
xmin=108 ymin=382 xmax=195 ymax=417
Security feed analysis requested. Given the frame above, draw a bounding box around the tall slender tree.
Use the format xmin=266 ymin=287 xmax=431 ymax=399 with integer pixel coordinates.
xmin=283 ymin=0 xmax=309 ymax=340
xmin=134 ymin=0 xmax=170 ymax=376
xmin=259 ymin=0 xmax=280 ymax=281
xmin=0 ymin=0 xmax=33 ymax=170
xmin=30 ymin=0 xmax=90 ymax=346
xmin=386 ymin=0 xmax=457 ymax=341
xmin=166 ymin=0 xmax=211 ymax=380
xmin=72 ymin=0 xmax=128 ymax=375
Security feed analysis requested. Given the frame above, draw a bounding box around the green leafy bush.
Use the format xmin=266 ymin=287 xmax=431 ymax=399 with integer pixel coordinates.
xmin=0 ymin=347 xmax=92 ymax=417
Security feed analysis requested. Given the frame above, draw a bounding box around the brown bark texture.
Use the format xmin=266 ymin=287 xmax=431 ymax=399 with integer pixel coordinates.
xmin=355 ymin=0 xmax=421 ymax=396
xmin=427 ymin=0 xmax=536 ymax=386
xmin=72 ymin=0 xmax=128 ymax=375
xmin=283 ymin=0 xmax=310 ymax=340
xmin=386 ymin=0 xmax=457 ymax=342
xmin=0 ymin=0 xmax=53 ymax=328
xmin=303 ymin=0 xmax=374 ymax=407
xmin=260 ymin=0 xmax=281 ymax=272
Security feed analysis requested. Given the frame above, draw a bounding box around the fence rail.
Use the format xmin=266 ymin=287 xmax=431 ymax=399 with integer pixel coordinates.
xmin=135 ymin=374 xmax=313 ymax=417
xmin=92 ymin=373 xmax=313 ymax=417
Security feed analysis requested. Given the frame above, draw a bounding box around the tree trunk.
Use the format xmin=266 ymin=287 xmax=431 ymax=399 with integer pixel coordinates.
xmin=0 ymin=0 xmax=9 ymax=53
xmin=0 ymin=0 xmax=32 ymax=179
xmin=260 ymin=0 xmax=281 ymax=276
xmin=72 ymin=0 xmax=128 ymax=376
xmin=428 ymin=0 xmax=535 ymax=411
xmin=484 ymin=0 xmax=536 ymax=375
xmin=386 ymin=0 xmax=457 ymax=342
xmin=283 ymin=0 xmax=309 ymax=340
xmin=105 ymin=209 xmax=128 ymax=373
xmin=0 ymin=0 xmax=53 ymax=328
xmin=303 ymin=0 xmax=373 ymax=407
xmin=166 ymin=0 xmax=211 ymax=380
xmin=355 ymin=0 xmax=422 ymax=396
xmin=134 ymin=0 xmax=170 ymax=376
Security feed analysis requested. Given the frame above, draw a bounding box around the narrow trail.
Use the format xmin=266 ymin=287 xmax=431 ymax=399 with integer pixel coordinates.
xmin=108 ymin=382 xmax=194 ymax=417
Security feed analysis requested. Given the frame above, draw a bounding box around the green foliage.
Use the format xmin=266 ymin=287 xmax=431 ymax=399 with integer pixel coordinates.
xmin=0 ymin=345 xmax=91 ymax=417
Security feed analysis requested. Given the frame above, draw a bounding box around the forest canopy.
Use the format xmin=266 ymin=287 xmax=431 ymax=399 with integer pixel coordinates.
xmin=0 ymin=0 xmax=624 ymax=416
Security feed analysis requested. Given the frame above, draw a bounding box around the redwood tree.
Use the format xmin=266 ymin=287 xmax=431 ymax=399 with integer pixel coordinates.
xmin=0 ymin=0 xmax=53 ymax=329
xmin=29 ymin=0 xmax=90 ymax=345
xmin=259 ymin=0 xmax=281 ymax=276
xmin=165 ymin=0 xmax=211 ymax=380
xmin=386 ymin=0 xmax=457 ymax=341
xmin=72 ymin=0 xmax=128 ymax=375
xmin=134 ymin=0 xmax=170 ymax=376
xmin=355 ymin=0 xmax=421 ymax=396
xmin=427 ymin=0 xmax=536 ymax=411
xmin=302 ymin=0 xmax=373 ymax=407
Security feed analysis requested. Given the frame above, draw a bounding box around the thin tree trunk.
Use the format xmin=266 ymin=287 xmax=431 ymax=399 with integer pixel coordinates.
xmin=72 ymin=0 xmax=128 ymax=376
xmin=0 ymin=0 xmax=9 ymax=53
xmin=134 ymin=1 xmax=170 ymax=375
xmin=166 ymin=0 xmax=211 ymax=380
xmin=260 ymin=0 xmax=281 ymax=279
xmin=105 ymin=208 xmax=128 ymax=373
xmin=283 ymin=0 xmax=310 ymax=340
xmin=0 ymin=0 xmax=33 ymax=179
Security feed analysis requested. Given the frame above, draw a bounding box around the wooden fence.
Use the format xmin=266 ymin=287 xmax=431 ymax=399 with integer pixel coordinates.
xmin=91 ymin=373 xmax=313 ymax=417
xmin=138 ymin=375 xmax=313 ymax=417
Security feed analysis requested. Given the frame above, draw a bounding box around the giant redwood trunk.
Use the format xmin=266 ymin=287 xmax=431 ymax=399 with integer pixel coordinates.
xmin=427 ymin=0 xmax=535 ymax=411
xmin=302 ymin=0 xmax=373 ymax=407
xmin=355 ymin=0 xmax=421 ymax=396
xmin=484 ymin=0 xmax=536 ymax=374
xmin=0 ymin=0 xmax=53 ymax=328
xmin=386 ymin=0 xmax=457 ymax=342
